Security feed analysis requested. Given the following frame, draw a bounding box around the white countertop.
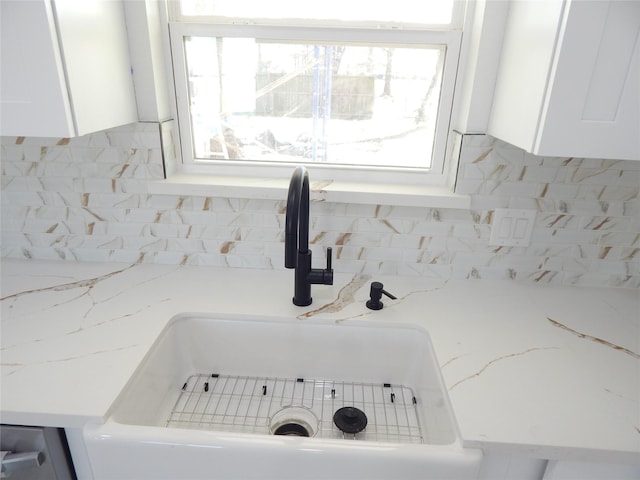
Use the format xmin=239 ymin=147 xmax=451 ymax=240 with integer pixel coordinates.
xmin=1 ymin=259 xmax=638 ymax=464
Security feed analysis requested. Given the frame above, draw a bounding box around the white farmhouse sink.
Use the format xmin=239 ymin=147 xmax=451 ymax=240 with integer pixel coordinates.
xmin=83 ymin=314 xmax=481 ymax=479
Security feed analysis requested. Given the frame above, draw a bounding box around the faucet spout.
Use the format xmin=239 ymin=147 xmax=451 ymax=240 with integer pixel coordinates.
xmin=285 ymin=167 xmax=310 ymax=268
xmin=285 ymin=166 xmax=333 ymax=306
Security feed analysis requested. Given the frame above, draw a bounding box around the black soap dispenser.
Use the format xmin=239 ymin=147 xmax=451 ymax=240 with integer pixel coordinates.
xmin=366 ymin=282 xmax=397 ymax=310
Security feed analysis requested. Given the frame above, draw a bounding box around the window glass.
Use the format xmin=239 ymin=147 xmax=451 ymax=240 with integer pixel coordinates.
xmin=179 ymin=0 xmax=455 ymax=25
xmin=185 ymin=37 xmax=444 ymax=169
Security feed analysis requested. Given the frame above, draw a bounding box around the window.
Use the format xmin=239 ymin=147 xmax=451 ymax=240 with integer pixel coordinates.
xmin=167 ymin=1 xmax=465 ymax=185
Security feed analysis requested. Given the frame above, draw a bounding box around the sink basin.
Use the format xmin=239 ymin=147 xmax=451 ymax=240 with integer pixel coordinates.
xmin=83 ymin=314 xmax=481 ymax=479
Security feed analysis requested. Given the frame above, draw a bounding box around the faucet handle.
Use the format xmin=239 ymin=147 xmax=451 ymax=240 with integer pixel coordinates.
xmin=322 ymin=247 xmax=334 ymax=285
xmin=308 ymin=246 xmax=334 ymax=286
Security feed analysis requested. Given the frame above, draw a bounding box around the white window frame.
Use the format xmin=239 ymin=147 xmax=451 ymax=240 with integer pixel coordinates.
xmin=169 ymin=2 xmax=464 ymax=186
xmin=152 ymin=0 xmax=478 ymax=203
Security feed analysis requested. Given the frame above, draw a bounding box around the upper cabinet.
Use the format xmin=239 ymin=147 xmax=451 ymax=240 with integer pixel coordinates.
xmin=0 ymin=0 xmax=138 ymax=138
xmin=488 ymin=0 xmax=640 ymax=160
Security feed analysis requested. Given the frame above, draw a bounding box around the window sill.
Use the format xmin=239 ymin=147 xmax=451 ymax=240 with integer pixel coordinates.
xmin=147 ymin=172 xmax=471 ymax=209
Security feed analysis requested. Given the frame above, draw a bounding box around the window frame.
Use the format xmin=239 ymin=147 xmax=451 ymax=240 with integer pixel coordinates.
xmin=165 ymin=2 xmax=467 ymax=189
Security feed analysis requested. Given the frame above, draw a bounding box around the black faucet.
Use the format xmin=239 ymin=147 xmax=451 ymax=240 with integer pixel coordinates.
xmin=285 ymin=166 xmax=333 ymax=306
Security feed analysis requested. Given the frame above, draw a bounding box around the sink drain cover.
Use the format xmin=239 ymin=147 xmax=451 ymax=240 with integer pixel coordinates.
xmin=269 ymin=406 xmax=318 ymax=437
xmin=333 ymin=407 xmax=368 ymax=434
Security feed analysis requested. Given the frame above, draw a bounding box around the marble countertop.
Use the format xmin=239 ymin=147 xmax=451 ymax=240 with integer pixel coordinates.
xmin=1 ymin=259 xmax=638 ymax=464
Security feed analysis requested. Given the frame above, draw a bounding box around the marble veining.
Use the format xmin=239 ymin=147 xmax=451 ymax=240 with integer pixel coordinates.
xmin=299 ymin=273 xmax=371 ymax=319
xmin=3 ymin=344 xmax=141 ymax=378
xmin=2 ymin=124 xmax=639 ymax=288
xmin=448 ymin=347 xmax=560 ymax=391
xmin=0 ymin=262 xmax=136 ymax=302
xmin=546 ymin=317 xmax=640 ymax=359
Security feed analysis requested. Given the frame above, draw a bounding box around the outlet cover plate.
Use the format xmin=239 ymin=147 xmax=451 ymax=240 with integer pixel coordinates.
xmin=489 ymin=208 xmax=536 ymax=247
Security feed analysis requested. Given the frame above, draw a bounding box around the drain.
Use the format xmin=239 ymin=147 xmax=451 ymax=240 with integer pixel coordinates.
xmin=273 ymin=422 xmax=310 ymax=437
xmin=333 ymin=406 xmax=368 ymax=434
xmin=269 ymin=406 xmax=318 ymax=437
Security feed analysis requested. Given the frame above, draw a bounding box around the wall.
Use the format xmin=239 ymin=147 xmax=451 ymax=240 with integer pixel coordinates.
xmin=1 ymin=122 xmax=639 ymax=288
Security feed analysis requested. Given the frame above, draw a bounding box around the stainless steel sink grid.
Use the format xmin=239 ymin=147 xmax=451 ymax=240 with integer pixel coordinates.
xmin=166 ymin=374 xmax=424 ymax=444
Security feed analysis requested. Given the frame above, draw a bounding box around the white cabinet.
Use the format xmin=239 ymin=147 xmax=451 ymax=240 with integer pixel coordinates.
xmin=543 ymin=460 xmax=640 ymax=480
xmin=477 ymin=455 xmax=640 ymax=480
xmin=477 ymin=454 xmax=548 ymax=480
xmin=0 ymin=0 xmax=137 ymax=137
xmin=488 ymin=0 xmax=640 ymax=160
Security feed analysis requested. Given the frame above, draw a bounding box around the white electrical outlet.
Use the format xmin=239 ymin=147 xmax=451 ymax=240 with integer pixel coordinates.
xmin=489 ymin=208 xmax=536 ymax=247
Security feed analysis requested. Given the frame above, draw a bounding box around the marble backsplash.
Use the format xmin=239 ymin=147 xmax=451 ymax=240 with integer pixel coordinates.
xmin=1 ymin=122 xmax=639 ymax=288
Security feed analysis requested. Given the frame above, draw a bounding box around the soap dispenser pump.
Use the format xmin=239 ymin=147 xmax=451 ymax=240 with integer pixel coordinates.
xmin=366 ymin=282 xmax=397 ymax=310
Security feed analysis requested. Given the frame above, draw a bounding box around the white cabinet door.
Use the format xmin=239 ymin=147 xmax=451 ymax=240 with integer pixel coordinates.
xmin=0 ymin=0 xmax=75 ymax=137
xmin=0 ymin=0 xmax=137 ymax=138
xmin=543 ymin=459 xmax=640 ymax=480
xmin=488 ymin=0 xmax=640 ymax=161
xmin=477 ymin=454 xmax=547 ymax=480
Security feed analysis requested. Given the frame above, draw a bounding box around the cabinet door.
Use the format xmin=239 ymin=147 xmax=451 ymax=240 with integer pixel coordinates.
xmin=0 ymin=0 xmax=137 ymax=138
xmin=488 ymin=0 xmax=640 ymax=161
xmin=0 ymin=0 xmax=76 ymax=137
xmin=537 ymin=0 xmax=640 ymax=160
xmin=478 ymin=454 xmax=547 ymax=480
xmin=543 ymin=459 xmax=640 ymax=480
xmin=54 ymin=0 xmax=137 ymax=136
xmin=487 ymin=0 xmax=565 ymax=156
